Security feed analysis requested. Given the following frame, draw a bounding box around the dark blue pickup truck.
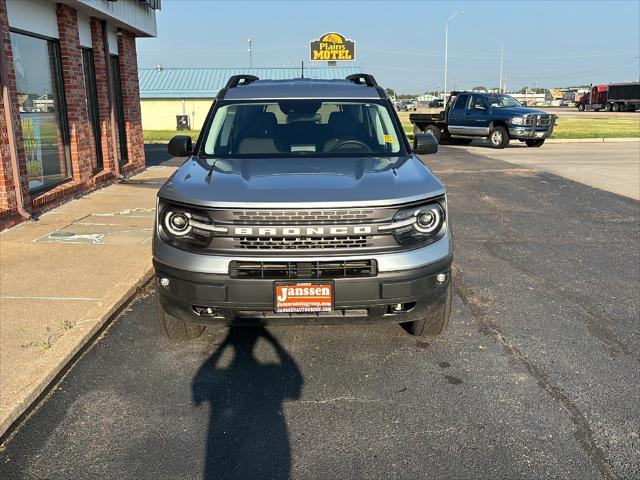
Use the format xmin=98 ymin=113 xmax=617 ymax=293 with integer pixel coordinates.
xmin=410 ymin=91 xmax=556 ymax=148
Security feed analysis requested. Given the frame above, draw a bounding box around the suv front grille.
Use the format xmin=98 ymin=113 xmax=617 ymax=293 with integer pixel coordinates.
xmin=232 ymin=209 xmax=375 ymax=225
xmin=236 ymin=235 xmax=370 ymax=250
xmin=230 ymin=260 xmax=377 ymax=279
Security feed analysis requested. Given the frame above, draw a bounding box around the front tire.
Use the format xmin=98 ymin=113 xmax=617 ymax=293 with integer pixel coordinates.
xmin=577 ymin=103 xmax=585 ymax=112
xmin=488 ymin=126 xmax=510 ymax=148
xmin=525 ymin=139 xmax=545 ymax=147
xmin=156 ymin=294 xmax=204 ymax=340
xmin=406 ymin=284 xmax=452 ymax=337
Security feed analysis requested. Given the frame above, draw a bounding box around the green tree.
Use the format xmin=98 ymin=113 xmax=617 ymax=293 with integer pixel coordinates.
xmin=385 ymin=88 xmax=396 ymax=98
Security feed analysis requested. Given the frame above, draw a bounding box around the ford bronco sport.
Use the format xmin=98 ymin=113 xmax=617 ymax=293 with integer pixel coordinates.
xmin=153 ymin=74 xmax=453 ymax=340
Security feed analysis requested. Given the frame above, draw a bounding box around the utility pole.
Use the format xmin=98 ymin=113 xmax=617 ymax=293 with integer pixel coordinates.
xmin=444 ymin=10 xmax=464 ymax=99
xmin=247 ymin=38 xmax=252 ymax=68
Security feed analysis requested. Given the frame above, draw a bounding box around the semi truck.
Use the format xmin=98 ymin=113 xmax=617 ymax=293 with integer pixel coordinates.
xmin=576 ymin=82 xmax=640 ymax=112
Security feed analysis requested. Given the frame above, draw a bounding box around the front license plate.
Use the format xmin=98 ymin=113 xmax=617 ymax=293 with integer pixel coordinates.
xmin=274 ymin=282 xmax=334 ymax=313
xmin=535 ymin=131 xmax=545 ymax=137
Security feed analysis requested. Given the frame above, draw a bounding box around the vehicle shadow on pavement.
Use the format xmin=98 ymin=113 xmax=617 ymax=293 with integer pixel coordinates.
xmin=192 ymin=327 xmax=303 ymax=480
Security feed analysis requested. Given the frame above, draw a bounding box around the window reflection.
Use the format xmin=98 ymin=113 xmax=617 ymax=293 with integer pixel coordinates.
xmin=10 ymin=31 xmax=71 ymax=192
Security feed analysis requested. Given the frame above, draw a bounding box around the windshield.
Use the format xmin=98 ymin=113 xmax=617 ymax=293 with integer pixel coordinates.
xmin=202 ymin=100 xmax=403 ymax=158
xmin=490 ymin=94 xmax=523 ymax=108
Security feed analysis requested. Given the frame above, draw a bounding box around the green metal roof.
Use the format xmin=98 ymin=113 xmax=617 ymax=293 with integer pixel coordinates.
xmin=138 ymin=66 xmax=363 ymax=99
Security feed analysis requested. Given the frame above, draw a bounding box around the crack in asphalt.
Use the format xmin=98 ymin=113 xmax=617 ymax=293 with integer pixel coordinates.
xmin=482 ymin=241 xmax=636 ymax=363
xmin=452 ymin=265 xmax=616 ymax=480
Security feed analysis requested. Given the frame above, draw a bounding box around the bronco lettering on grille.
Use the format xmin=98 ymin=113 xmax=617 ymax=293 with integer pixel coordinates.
xmin=231 ymin=225 xmax=374 ymax=237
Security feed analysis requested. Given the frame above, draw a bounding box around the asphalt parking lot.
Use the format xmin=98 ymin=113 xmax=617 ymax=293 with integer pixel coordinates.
xmin=467 ymin=142 xmax=640 ymax=200
xmin=1 ymin=145 xmax=638 ymax=479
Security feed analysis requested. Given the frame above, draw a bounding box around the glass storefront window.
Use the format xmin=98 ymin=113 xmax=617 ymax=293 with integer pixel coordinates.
xmin=82 ymin=48 xmax=103 ymax=172
xmin=10 ymin=31 xmax=71 ymax=192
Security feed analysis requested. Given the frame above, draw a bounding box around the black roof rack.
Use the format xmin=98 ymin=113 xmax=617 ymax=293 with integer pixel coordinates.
xmin=224 ymin=75 xmax=259 ymax=89
xmin=346 ymin=73 xmax=379 ymax=87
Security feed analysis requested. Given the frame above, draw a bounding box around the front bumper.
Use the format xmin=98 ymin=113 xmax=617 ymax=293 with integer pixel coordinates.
xmin=154 ymin=256 xmax=452 ymax=327
xmin=508 ymin=125 xmax=554 ymax=139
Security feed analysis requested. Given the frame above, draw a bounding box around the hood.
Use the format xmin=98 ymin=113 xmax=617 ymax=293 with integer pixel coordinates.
xmin=158 ymin=155 xmax=446 ymax=208
xmin=495 ymin=106 xmax=550 ymax=117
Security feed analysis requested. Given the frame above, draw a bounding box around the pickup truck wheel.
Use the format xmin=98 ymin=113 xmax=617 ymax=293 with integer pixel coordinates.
xmin=424 ymin=125 xmax=442 ymax=143
xmin=577 ymin=103 xmax=585 ymax=112
xmin=488 ymin=126 xmax=509 ymax=149
xmin=156 ymin=295 xmax=204 ymax=340
xmin=525 ymin=139 xmax=545 ymax=147
xmin=612 ymin=103 xmax=621 ymax=112
xmin=405 ymin=284 xmax=452 ymax=337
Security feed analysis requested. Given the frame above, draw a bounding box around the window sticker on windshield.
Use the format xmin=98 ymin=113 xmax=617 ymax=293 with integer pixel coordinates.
xmin=383 ymin=134 xmax=393 ymax=143
xmin=291 ymin=145 xmax=316 ymax=152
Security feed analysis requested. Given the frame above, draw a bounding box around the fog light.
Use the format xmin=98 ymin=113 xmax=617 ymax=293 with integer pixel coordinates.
xmin=393 ymin=303 xmax=403 ymax=312
xmin=436 ymin=273 xmax=447 ymax=283
xmin=160 ymin=277 xmax=170 ymax=287
xmin=193 ymin=305 xmax=220 ymax=317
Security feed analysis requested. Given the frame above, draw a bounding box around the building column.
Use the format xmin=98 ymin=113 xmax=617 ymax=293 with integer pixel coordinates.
xmin=89 ymin=17 xmax=116 ymax=173
xmin=0 ymin=0 xmax=30 ymax=215
xmin=56 ymin=3 xmax=94 ymax=183
xmin=117 ymin=29 xmax=145 ymax=170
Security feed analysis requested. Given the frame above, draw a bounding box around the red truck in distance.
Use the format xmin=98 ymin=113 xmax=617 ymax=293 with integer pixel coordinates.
xmin=576 ymin=82 xmax=640 ymax=112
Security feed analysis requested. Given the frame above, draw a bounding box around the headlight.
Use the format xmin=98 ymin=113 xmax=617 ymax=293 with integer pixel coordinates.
xmin=414 ymin=207 xmax=442 ymax=233
xmin=384 ymin=201 xmax=446 ymax=245
xmin=160 ymin=204 xmax=228 ymax=246
xmin=163 ymin=210 xmax=192 ymax=236
xmin=509 ymin=117 xmax=525 ymax=125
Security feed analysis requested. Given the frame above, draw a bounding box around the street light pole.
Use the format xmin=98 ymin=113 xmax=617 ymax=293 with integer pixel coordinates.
xmin=499 ymin=44 xmax=504 ymax=93
xmin=492 ymin=37 xmax=504 ymax=93
xmin=247 ymin=38 xmax=252 ymax=68
xmin=444 ymin=10 xmax=464 ymax=99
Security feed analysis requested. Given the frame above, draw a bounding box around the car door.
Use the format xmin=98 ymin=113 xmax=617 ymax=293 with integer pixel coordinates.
xmin=446 ymin=94 xmax=470 ymax=135
xmin=464 ymin=94 xmax=491 ymax=135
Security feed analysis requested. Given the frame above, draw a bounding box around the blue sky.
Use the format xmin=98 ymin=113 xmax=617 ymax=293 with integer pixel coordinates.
xmin=137 ymin=0 xmax=640 ymax=93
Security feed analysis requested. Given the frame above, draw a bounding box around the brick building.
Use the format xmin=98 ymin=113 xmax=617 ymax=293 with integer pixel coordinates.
xmin=0 ymin=0 xmax=160 ymax=229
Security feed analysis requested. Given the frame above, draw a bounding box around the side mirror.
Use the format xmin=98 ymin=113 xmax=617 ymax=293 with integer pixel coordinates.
xmin=413 ymin=132 xmax=439 ymax=155
xmin=168 ymin=135 xmax=193 ymax=157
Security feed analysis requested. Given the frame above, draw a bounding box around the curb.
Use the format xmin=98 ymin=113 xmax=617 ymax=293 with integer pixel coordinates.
xmin=545 ymin=137 xmax=640 ymax=144
xmin=0 ymin=267 xmax=153 ymax=440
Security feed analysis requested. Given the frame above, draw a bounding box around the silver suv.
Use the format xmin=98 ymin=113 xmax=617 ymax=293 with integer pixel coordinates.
xmin=154 ymin=74 xmax=452 ymax=340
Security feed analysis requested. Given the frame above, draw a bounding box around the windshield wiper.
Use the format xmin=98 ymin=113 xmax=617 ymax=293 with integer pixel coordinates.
xmin=205 ymin=159 xmax=218 ymax=184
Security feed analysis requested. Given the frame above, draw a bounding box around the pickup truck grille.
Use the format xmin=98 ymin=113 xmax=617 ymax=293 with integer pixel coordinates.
xmin=236 ymin=235 xmax=370 ymax=250
xmin=232 ymin=209 xmax=375 ymax=225
xmin=230 ymin=260 xmax=377 ymax=279
xmin=524 ymin=114 xmax=553 ymax=126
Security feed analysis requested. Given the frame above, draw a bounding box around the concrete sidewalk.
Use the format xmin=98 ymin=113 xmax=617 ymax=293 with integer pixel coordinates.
xmin=0 ymin=165 xmax=176 ymax=437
